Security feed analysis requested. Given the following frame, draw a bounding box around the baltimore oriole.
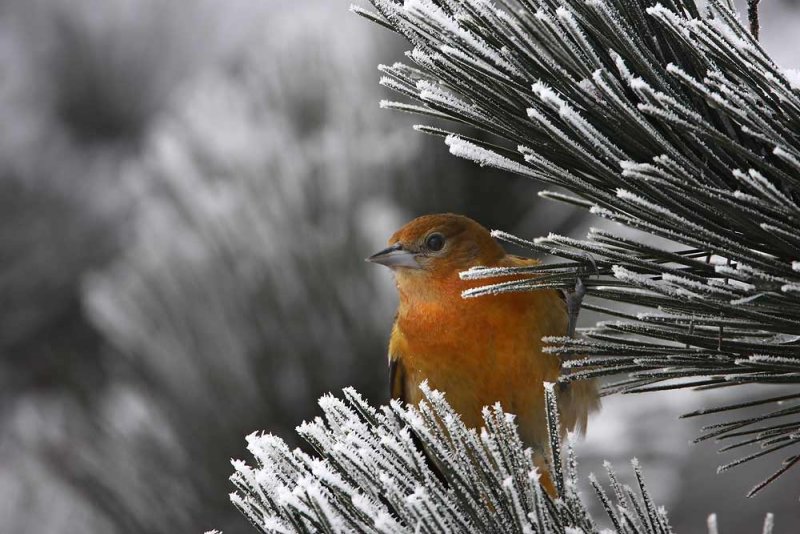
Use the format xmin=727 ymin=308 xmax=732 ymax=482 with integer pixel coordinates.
xmin=368 ymin=213 xmax=599 ymax=494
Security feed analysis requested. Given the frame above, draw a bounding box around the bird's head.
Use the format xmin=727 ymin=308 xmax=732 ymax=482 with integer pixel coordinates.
xmin=366 ymin=213 xmax=505 ymax=280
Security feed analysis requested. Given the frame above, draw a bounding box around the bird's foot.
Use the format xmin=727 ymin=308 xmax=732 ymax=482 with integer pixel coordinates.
xmin=561 ymin=277 xmax=586 ymax=339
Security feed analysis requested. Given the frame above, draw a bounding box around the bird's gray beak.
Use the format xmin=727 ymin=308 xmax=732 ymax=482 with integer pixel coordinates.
xmin=366 ymin=243 xmax=421 ymax=269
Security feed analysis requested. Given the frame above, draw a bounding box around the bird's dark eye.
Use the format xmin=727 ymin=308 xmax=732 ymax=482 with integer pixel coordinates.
xmin=425 ymin=233 xmax=445 ymax=251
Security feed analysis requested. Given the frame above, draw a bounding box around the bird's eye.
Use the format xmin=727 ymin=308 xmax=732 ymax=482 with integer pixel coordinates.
xmin=425 ymin=233 xmax=445 ymax=251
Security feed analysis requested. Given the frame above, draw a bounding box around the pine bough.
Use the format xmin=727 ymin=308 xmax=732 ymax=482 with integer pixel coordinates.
xmin=229 ymin=384 xmax=773 ymax=533
xmin=351 ymin=0 xmax=800 ymax=495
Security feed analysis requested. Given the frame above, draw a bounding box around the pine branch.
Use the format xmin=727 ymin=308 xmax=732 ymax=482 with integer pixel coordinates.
xmin=228 ymin=386 xmax=775 ymax=533
xmin=355 ymin=0 xmax=800 ymax=494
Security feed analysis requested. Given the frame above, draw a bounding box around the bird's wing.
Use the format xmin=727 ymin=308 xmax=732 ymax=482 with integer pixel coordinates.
xmin=504 ymin=254 xmax=541 ymax=267
xmin=389 ymin=357 xmax=407 ymax=402
xmin=501 ymin=253 xmax=600 ymax=435
xmin=388 ymin=319 xmax=408 ymax=403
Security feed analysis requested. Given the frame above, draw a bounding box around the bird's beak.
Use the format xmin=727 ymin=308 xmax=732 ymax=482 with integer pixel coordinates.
xmin=366 ymin=243 xmax=421 ymax=269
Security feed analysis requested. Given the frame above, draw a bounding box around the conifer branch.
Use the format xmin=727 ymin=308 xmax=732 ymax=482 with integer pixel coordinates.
xmin=355 ymin=0 xmax=800 ymax=494
xmin=228 ymin=386 xmax=775 ymax=533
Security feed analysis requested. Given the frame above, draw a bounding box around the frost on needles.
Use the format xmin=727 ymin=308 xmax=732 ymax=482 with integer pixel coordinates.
xmin=227 ymin=385 xmax=775 ymax=533
xmin=230 ymin=383 xmax=677 ymax=534
xmin=353 ymin=0 xmax=800 ymax=496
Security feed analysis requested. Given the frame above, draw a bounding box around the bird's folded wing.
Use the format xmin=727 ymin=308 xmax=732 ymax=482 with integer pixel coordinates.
xmin=389 ymin=355 xmax=407 ymax=403
xmin=504 ymin=254 xmax=600 ymax=435
xmin=503 ymin=254 xmax=541 ymax=268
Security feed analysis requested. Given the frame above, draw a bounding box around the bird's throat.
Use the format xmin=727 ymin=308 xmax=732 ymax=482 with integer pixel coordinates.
xmin=395 ymin=268 xmax=468 ymax=308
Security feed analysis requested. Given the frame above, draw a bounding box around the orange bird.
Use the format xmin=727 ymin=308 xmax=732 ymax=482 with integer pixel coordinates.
xmin=367 ymin=213 xmax=599 ymax=493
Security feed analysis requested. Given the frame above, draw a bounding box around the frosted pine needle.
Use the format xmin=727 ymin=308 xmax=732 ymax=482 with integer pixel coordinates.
xmin=229 ymin=387 xmax=682 ymax=533
xmin=355 ymin=0 xmax=800 ymax=495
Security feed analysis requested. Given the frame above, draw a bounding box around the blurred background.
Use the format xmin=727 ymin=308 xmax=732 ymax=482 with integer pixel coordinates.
xmin=1 ymin=0 xmax=798 ymax=532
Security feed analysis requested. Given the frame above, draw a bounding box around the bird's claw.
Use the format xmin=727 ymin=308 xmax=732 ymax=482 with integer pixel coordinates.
xmin=562 ymin=277 xmax=586 ymax=339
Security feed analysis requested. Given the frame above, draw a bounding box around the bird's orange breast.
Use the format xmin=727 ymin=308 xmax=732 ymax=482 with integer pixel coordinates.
xmin=390 ymin=272 xmax=567 ymax=448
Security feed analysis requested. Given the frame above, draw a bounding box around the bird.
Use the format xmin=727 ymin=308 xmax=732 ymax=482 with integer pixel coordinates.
xmin=367 ymin=213 xmax=599 ymax=495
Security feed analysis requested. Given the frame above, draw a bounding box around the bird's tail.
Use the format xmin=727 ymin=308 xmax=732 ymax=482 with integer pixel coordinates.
xmin=533 ymin=454 xmax=559 ymax=498
xmin=557 ymin=378 xmax=601 ymax=436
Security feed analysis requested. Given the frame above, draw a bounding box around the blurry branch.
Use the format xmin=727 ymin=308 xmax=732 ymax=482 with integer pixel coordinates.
xmin=81 ymin=30 xmax=395 ymax=534
xmin=74 ymin=5 xmax=430 ymax=532
xmin=355 ymin=0 xmax=800 ymax=496
xmin=0 ymin=0 xmax=586 ymax=532
xmin=0 ymin=0 xmax=215 ymax=530
xmin=229 ymin=384 xmax=775 ymax=533
xmin=748 ymin=0 xmax=761 ymax=40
